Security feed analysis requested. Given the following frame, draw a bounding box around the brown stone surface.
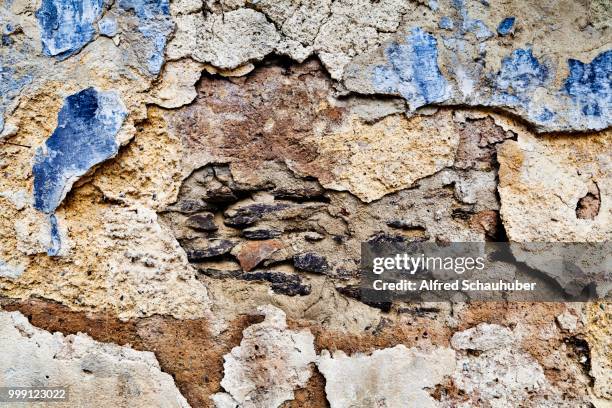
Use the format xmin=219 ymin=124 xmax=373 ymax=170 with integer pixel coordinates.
xmin=236 ymin=239 xmax=285 ymax=272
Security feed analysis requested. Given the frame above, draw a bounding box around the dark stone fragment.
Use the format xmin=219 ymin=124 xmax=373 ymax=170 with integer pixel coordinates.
xmin=185 ymin=239 xmax=235 ymax=261
xmin=397 ymin=306 xmax=441 ymax=317
xmin=386 ymin=220 xmax=425 ymax=230
xmin=196 ymin=268 xmax=310 ymax=296
xmin=332 ymin=235 xmax=344 ymax=244
xmin=242 ymin=272 xmax=311 ymax=296
xmin=185 ymin=212 xmax=217 ymax=231
xmin=224 ymin=203 xmax=290 ymax=228
xmin=293 ymin=252 xmax=329 ymax=273
xmin=451 ymin=207 xmax=474 ymax=221
xmin=241 ymin=228 xmax=282 ymax=240
xmin=304 ymin=232 xmax=324 ymax=242
xmin=367 ymin=233 xmax=407 ymax=245
xmin=206 ymin=186 xmax=240 ymax=203
xmin=335 ymin=285 xmax=392 ymax=312
xmin=272 ymin=187 xmax=329 ymax=203
xmin=195 ymin=268 xmax=240 ymax=279
xmin=165 ymin=199 xmax=216 ymax=214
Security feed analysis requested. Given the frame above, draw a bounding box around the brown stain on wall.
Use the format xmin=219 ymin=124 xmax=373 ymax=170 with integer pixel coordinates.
xmin=171 ymin=59 xmax=342 ymax=181
xmin=0 ymin=297 xmax=260 ymax=408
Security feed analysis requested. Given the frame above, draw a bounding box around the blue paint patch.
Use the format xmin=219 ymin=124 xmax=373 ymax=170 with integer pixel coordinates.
xmin=36 ymin=0 xmax=104 ymax=59
xmin=117 ymin=0 xmax=173 ymax=75
xmin=496 ymin=48 xmax=548 ymax=95
xmin=0 ymin=64 xmax=33 ymax=133
xmin=48 ymin=214 xmax=61 ymax=256
xmin=372 ymin=28 xmax=450 ymax=110
xmin=535 ymin=107 xmax=554 ymax=122
xmin=32 ymin=87 xmax=127 ymax=213
xmin=564 ymin=50 xmax=611 ymax=118
xmin=98 ymin=15 xmax=118 ymax=37
xmin=439 ymin=17 xmax=454 ymax=30
xmin=450 ymin=0 xmax=493 ymax=41
xmin=467 ymin=19 xmax=493 ymax=40
xmin=497 ymin=17 xmax=515 ymax=36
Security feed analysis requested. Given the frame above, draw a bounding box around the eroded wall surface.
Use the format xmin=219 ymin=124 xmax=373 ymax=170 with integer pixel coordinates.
xmin=0 ymin=0 xmax=610 ymax=407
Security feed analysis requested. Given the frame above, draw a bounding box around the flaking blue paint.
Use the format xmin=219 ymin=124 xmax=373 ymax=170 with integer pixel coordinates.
xmin=564 ymin=50 xmax=611 ymax=118
xmin=36 ymin=0 xmax=104 ymax=59
xmin=33 ymin=87 xmax=127 ymax=214
xmin=495 ymin=48 xmax=548 ymax=107
xmin=0 ymin=63 xmax=33 ymax=133
xmin=466 ymin=19 xmax=493 ymax=40
xmin=439 ymin=16 xmax=454 ymax=30
xmin=497 ymin=17 xmax=515 ymax=36
xmin=48 ymin=214 xmax=61 ymax=256
xmin=535 ymin=107 xmax=554 ymax=122
xmin=451 ymin=0 xmax=493 ymax=40
xmin=373 ymin=28 xmax=450 ymax=110
xmin=117 ymin=0 xmax=173 ymax=75
xmin=98 ymin=16 xmax=118 ymax=37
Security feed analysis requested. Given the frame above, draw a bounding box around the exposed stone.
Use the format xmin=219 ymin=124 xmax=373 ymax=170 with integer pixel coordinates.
xmin=185 ymin=212 xmax=218 ymax=232
xmin=224 ymin=203 xmax=292 ymax=228
xmin=241 ymin=228 xmax=282 ymax=240
xmin=212 ymin=305 xmax=317 ymax=408
xmin=0 ymin=310 xmax=190 ymax=407
xmin=317 ymin=345 xmax=455 ymax=408
xmin=197 ymin=268 xmax=311 ymax=297
xmin=334 ymin=285 xmax=392 ymax=313
xmin=241 ymin=272 xmax=310 ymax=297
xmin=186 ymin=239 xmax=236 ymax=261
xmin=293 ymin=252 xmax=329 ymax=274
xmin=235 ymin=240 xmax=284 ymax=272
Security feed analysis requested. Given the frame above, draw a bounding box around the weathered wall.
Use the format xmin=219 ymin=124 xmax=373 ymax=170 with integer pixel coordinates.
xmin=0 ymin=0 xmax=610 ymax=407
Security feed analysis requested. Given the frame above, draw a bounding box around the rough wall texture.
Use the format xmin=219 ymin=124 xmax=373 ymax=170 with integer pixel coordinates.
xmin=0 ymin=0 xmax=610 ymax=407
